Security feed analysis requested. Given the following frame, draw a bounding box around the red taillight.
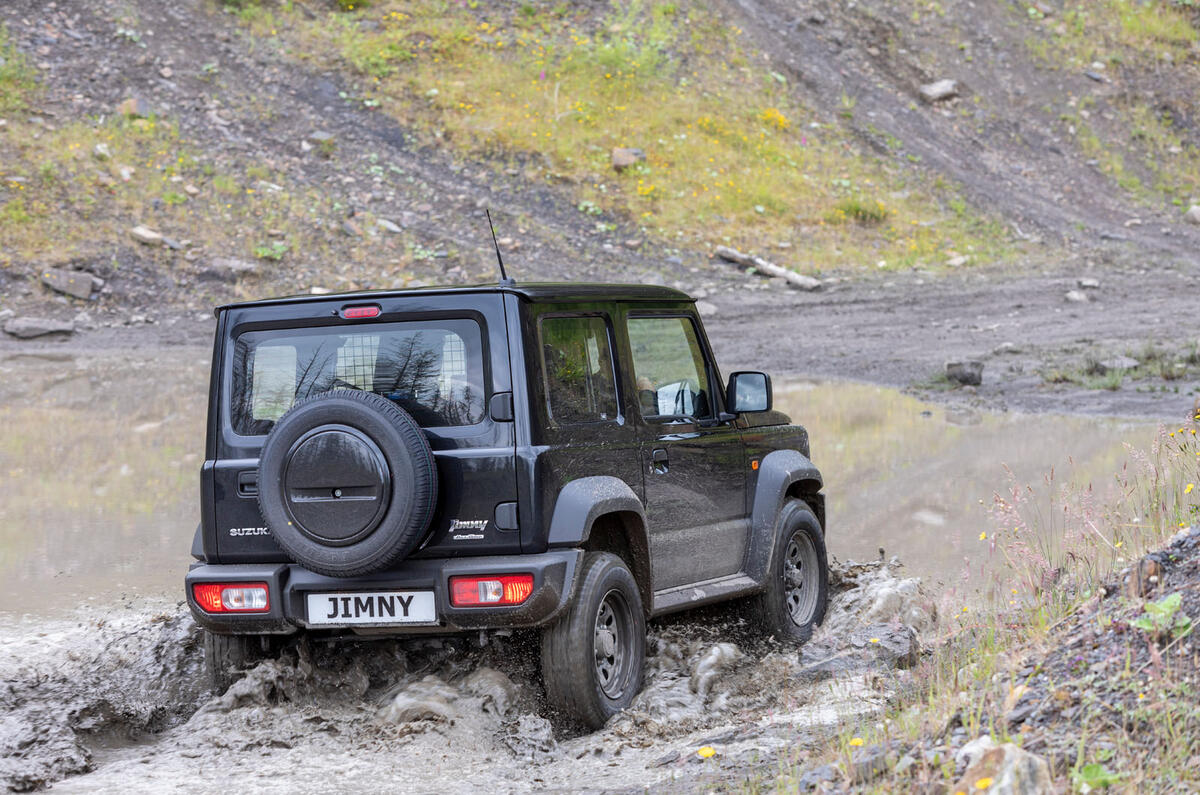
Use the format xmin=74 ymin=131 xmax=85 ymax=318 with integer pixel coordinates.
xmin=341 ymin=304 xmax=381 ymax=319
xmin=448 ymin=574 xmax=534 ymax=607
xmin=192 ymin=583 xmax=270 ymax=613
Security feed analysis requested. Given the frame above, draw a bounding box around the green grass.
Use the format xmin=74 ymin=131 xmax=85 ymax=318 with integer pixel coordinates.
xmin=0 ymin=25 xmax=38 ymax=114
xmin=243 ymin=0 xmax=1018 ymax=273
xmin=1024 ymin=1 xmax=1200 ymax=206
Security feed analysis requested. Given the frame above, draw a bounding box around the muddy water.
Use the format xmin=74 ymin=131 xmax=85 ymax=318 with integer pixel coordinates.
xmin=773 ymin=380 xmax=1157 ymax=586
xmin=0 ymin=349 xmax=1161 ymax=792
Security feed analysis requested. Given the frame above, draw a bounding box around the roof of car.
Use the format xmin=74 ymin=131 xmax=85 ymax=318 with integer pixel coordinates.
xmin=218 ymin=281 xmax=693 ymax=311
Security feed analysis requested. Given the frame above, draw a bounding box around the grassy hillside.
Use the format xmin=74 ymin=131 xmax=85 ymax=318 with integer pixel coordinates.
xmin=228 ymin=0 xmax=1016 ymax=274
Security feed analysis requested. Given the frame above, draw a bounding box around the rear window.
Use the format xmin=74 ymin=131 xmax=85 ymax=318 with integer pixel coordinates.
xmin=230 ymin=319 xmax=486 ymax=435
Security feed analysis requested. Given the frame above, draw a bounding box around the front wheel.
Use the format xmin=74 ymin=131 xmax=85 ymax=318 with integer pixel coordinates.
xmin=749 ymin=501 xmax=829 ymax=643
xmin=540 ymin=552 xmax=646 ymax=730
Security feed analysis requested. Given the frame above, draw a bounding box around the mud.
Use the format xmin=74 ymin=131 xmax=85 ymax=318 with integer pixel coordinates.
xmin=0 ymin=559 xmax=931 ymax=792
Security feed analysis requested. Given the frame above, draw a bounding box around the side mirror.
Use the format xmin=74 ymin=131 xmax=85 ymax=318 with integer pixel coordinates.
xmin=726 ymin=371 xmax=772 ymax=414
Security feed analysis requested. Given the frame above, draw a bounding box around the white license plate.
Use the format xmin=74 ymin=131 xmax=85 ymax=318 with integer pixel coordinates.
xmin=306 ymin=591 xmax=436 ymax=626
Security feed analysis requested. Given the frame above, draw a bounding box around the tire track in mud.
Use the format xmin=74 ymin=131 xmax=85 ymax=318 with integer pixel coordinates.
xmin=0 ymin=559 xmax=934 ymax=793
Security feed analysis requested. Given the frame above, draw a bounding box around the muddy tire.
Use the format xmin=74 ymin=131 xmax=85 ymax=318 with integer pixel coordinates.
xmin=541 ymin=552 xmax=646 ymax=731
xmin=749 ymin=501 xmax=828 ymax=643
xmin=257 ymin=389 xmax=438 ymax=577
xmin=203 ymin=631 xmax=262 ymax=693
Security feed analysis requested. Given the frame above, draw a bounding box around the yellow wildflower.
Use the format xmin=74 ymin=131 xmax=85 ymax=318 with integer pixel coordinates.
xmin=849 ymin=737 xmax=864 ymax=747
xmin=697 ymin=746 xmax=716 ymax=758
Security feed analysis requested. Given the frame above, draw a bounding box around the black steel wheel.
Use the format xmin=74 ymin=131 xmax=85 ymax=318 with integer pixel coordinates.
xmin=541 ymin=552 xmax=646 ymax=730
xmin=749 ymin=501 xmax=828 ymax=642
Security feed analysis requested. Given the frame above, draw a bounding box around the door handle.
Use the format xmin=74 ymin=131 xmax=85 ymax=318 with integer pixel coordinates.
xmin=651 ymin=448 xmax=669 ymax=475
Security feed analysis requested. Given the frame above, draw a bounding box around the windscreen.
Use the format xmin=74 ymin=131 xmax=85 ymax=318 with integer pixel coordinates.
xmin=230 ymin=318 xmax=486 ymax=435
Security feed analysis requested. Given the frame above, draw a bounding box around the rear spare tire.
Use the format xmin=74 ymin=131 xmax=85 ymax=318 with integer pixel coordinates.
xmin=257 ymin=389 xmax=438 ymax=577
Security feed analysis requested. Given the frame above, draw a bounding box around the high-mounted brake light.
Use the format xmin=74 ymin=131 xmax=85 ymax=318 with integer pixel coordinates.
xmin=341 ymin=304 xmax=381 ymax=320
xmin=449 ymin=574 xmax=534 ymax=607
xmin=192 ymin=583 xmax=270 ymax=613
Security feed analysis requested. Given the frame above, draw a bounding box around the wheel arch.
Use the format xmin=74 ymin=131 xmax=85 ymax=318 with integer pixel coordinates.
xmin=746 ymin=449 xmax=825 ymax=583
xmin=546 ymin=476 xmax=651 ymax=613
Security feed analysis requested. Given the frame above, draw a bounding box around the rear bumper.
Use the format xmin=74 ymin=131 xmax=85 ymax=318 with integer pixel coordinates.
xmin=185 ymin=550 xmax=582 ymax=635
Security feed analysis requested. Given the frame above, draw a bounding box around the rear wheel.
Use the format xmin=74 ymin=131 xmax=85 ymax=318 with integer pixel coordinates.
xmin=749 ymin=501 xmax=828 ymax=643
xmin=541 ymin=552 xmax=646 ymax=730
xmin=203 ymin=631 xmax=273 ymax=693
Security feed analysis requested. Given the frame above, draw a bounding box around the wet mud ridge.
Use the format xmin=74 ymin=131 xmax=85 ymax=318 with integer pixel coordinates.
xmin=0 ymin=559 xmax=935 ymax=793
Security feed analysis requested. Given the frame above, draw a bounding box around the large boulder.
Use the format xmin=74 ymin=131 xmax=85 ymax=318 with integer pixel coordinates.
xmin=3 ymin=317 xmax=75 ymax=338
xmin=953 ymin=743 xmax=1051 ymax=795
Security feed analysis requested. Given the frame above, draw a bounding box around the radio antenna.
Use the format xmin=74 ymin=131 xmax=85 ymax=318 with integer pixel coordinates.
xmin=485 ymin=209 xmax=514 ymax=286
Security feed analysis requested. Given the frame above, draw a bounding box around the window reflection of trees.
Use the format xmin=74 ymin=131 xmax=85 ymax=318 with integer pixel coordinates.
xmin=233 ymin=324 xmax=484 ymax=435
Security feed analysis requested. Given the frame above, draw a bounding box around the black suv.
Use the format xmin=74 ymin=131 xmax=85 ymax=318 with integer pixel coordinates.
xmin=186 ymin=282 xmax=828 ymax=728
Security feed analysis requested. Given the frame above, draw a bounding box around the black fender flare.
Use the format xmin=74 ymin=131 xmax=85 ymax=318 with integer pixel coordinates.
xmin=546 ymin=476 xmax=647 ymax=548
xmin=745 ymin=449 xmax=824 ymax=582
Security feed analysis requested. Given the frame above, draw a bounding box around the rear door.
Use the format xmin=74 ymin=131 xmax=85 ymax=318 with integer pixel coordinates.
xmin=207 ymin=293 xmax=519 ymax=564
xmin=522 ymin=303 xmax=644 ymax=548
xmin=624 ymin=311 xmax=749 ymax=590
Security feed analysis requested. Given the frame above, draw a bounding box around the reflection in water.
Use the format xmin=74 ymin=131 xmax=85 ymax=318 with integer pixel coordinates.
xmin=0 ymin=351 xmax=208 ymax=615
xmin=775 ymin=380 xmax=1156 ymax=589
xmin=0 ymin=351 xmax=1157 ymax=616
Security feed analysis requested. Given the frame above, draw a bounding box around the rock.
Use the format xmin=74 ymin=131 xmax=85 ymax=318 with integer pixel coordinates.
xmin=198 ymin=257 xmax=256 ymax=282
xmin=0 ymin=309 xmax=13 ymax=321
xmin=946 ymin=254 xmax=970 ymax=267
xmin=184 ymin=184 xmax=200 ymax=196
xmin=850 ymin=624 xmax=920 ymax=668
xmin=1097 ymin=355 xmax=1138 ymax=374
xmin=341 ymin=219 xmax=363 ymax=237
xmin=1064 ymin=289 xmax=1089 ymax=303
xmin=1077 ymin=277 xmax=1100 ymax=289
xmin=920 ymin=79 xmax=958 ymax=102
xmin=953 ymin=744 xmax=1051 ymax=795
xmin=1124 ymin=555 xmax=1163 ymax=598
xmin=993 ymin=342 xmax=1019 ymax=355
xmin=376 ymin=218 xmax=402 ymax=234
xmin=93 ymin=143 xmax=111 ymax=160
xmin=611 ymin=147 xmax=646 ymax=171
xmin=623 ymin=239 xmax=642 ymax=249
xmin=796 ymin=763 xmax=840 ymax=791
xmin=117 ymin=165 xmax=135 ymax=182
xmin=116 ymin=96 xmax=153 ymax=118
xmin=4 ymin=317 xmax=75 ymax=338
xmin=1185 ymin=205 xmax=1200 ymax=226
xmin=129 ymin=225 xmax=163 ymax=246
xmin=696 ymin=300 xmax=718 ymax=317
xmin=40 ymin=267 xmax=95 ymax=300
xmin=955 ymin=735 xmax=997 ymax=771
xmin=307 ymin=130 xmax=335 ymax=144
xmin=850 ymin=745 xmax=894 ymax=784
xmin=1084 ymin=70 xmax=1106 ymax=83
xmin=945 ymin=360 xmax=984 ymax=386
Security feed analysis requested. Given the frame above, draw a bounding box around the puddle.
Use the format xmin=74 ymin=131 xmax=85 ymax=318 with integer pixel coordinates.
xmin=0 ymin=350 xmax=208 ymax=615
xmin=773 ymin=380 xmax=1157 ymax=588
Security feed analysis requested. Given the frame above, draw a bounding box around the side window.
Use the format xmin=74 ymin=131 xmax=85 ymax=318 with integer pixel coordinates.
xmin=626 ymin=316 xmax=713 ymax=420
xmin=539 ymin=315 xmax=619 ymax=424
